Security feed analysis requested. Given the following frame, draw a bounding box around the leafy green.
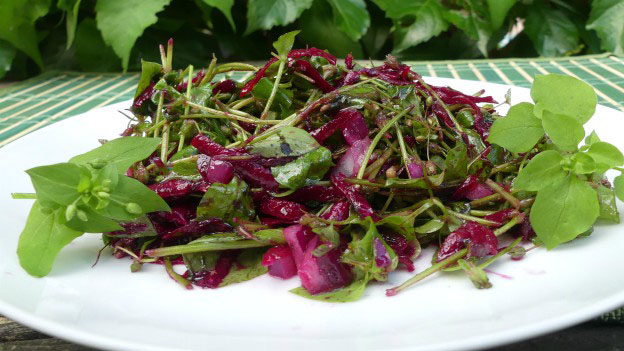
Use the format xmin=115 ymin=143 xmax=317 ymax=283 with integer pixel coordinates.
xmin=513 ymin=150 xmax=567 ymax=192
xmin=342 ymin=218 xmax=398 ymax=281
xmin=172 ymin=158 xmax=200 ymax=176
xmin=200 ymin=0 xmax=235 ymax=30
xmin=220 ymin=248 xmax=268 ymax=287
xmin=64 ymin=206 xmax=123 ymax=232
xmin=105 ymin=216 xmax=158 ymax=238
xmin=95 ymin=0 xmax=172 ymax=70
xmin=524 ymin=4 xmax=580 ymax=57
xmin=542 ymin=111 xmax=585 ymax=151
xmin=73 ymin=18 xmax=120 ymax=72
xmin=57 ymin=0 xmax=81 ymax=49
xmin=252 ymin=77 xmax=293 ymax=114
xmin=487 ymin=0 xmax=516 ymax=30
xmin=97 ymin=175 xmax=170 ymax=221
xmin=325 ymin=0 xmax=370 ymax=42
xmin=487 ymin=102 xmax=544 ymax=153
xmin=586 ymin=142 xmax=624 ymax=168
xmin=17 ymin=201 xmax=83 ymax=277
xmin=290 ymin=276 xmax=369 ymax=302
xmin=572 ymin=152 xmax=597 ymax=175
xmin=444 ymin=141 xmax=468 ymax=180
xmin=0 ymin=40 xmax=16 ymax=79
xmin=531 ymin=74 xmax=597 ymax=124
xmin=443 ymin=0 xmax=492 ymax=56
xmin=530 ymin=175 xmax=600 ymax=249
xmin=272 ymin=30 xmax=300 ymax=59
xmin=134 ymin=60 xmax=162 ymax=98
xmin=70 ymin=137 xmax=162 ymax=173
xmin=271 ymin=147 xmax=332 ymax=189
xmin=249 ymin=127 xmax=320 ymax=157
xmin=614 ymin=175 xmax=624 ymax=202
xmin=586 ymin=0 xmax=624 ymax=56
xmin=596 ymin=184 xmax=620 ymax=223
xmin=0 ymin=0 xmax=48 ymax=68
xmin=183 ymin=251 xmax=219 ymax=274
xmin=585 ymin=131 xmax=601 ymax=146
xmin=196 ymin=178 xmax=254 ymax=225
xmin=26 ymin=163 xmax=91 ymax=207
xmin=245 ymin=0 xmax=313 ymax=35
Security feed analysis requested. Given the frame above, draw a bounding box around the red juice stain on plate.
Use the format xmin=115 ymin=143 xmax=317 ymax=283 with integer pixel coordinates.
xmin=484 ymin=269 xmax=513 ymax=280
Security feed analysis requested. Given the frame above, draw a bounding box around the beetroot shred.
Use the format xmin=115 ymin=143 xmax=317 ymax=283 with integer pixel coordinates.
xmin=437 ymin=222 xmax=498 ymax=261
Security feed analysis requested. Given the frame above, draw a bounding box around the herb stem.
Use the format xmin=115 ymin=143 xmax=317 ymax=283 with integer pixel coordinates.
xmin=448 ymin=210 xmax=500 ymax=226
xmin=258 ymin=58 xmax=286 ymax=130
xmin=485 ymin=179 xmax=520 ymax=208
xmin=11 ymin=193 xmax=37 ymax=199
xmin=478 ymin=237 xmax=523 ymax=269
xmin=493 ymin=215 xmax=524 ymax=237
xmin=386 ymin=248 xmax=468 ymax=296
xmin=164 ymin=257 xmax=193 ymax=290
xmin=146 ymin=239 xmax=272 ymax=257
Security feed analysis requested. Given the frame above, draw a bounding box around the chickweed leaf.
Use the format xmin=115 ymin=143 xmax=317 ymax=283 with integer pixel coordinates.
xmin=26 ymin=163 xmax=91 ymax=207
xmin=273 ymin=30 xmax=300 ymax=59
xmin=531 ymin=74 xmax=597 ymax=124
xmin=585 ymin=130 xmax=601 ymax=146
xmin=96 ymin=175 xmax=170 ymax=221
xmin=530 ymin=175 xmax=599 ymax=249
xmin=17 ymin=201 xmax=83 ymax=277
xmin=513 ymin=150 xmax=567 ymax=191
xmin=572 ymin=152 xmax=598 ymax=174
xmin=614 ymin=175 xmax=624 ymax=202
xmin=586 ymin=141 xmax=624 ymax=168
xmin=487 ymin=102 xmax=544 ymax=153
xmin=542 ymin=110 xmax=585 ymax=151
xmin=70 ymin=137 xmax=162 ymax=174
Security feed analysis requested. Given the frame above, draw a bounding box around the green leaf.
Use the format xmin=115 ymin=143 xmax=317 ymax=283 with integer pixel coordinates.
xmin=513 ymin=150 xmax=567 ymax=192
xmin=342 ymin=218 xmax=398 ymax=281
xmin=271 ymin=147 xmax=333 ymax=190
xmin=596 ymin=184 xmax=620 ymax=223
xmin=26 ymin=163 xmax=91 ymax=207
xmin=0 ymin=0 xmax=49 ymax=68
xmin=531 ymin=74 xmax=597 ymax=124
xmin=70 ymin=137 xmax=162 ymax=173
xmin=384 ymin=172 xmax=445 ymax=189
xmin=444 ymin=141 xmax=468 ymax=181
xmin=64 ymin=206 xmax=123 ymax=232
xmin=585 ymin=130 xmax=601 ymax=146
xmin=487 ymin=102 xmax=544 ymax=153
xmin=325 ymin=0 xmax=370 ymax=42
xmin=414 ymin=218 xmax=445 ymax=234
xmin=524 ymin=4 xmax=580 ymax=57
xmin=487 ymin=0 xmax=516 ymax=30
xmin=245 ymin=0 xmax=313 ymax=35
xmin=183 ymin=251 xmax=219 ymax=274
xmin=586 ymin=142 xmax=624 ymax=168
xmin=95 ymin=0 xmax=172 ymax=71
xmin=290 ymin=276 xmax=369 ymax=302
xmin=104 ymin=216 xmax=158 ymax=238
xmin=17 ymin=201 xmax=83 ymax=277
xmin=530 ymin=176 xmax=599 ymax=249
xmin=572 ymin=152 xmax=597 ymax=175
xmin=374 ymin=0 xmax=449 ymax=53
xmin=377 ymin=215 xmax=415 ymax=240
xmin=249 ymin=127 xmax=319 ymax=158
xmin=0 ymin=40 xmax=16 ymax=79
xmin=97 ymin=175 xmax=170 ymax=221
xmin=134 ymin=60 xmax=162 ymax=99
xmin=443 ymin=1 xmax=492 ymax=56
xmin=273 ymin=30 xmax=300 ymax=59
xmin=586 ymin=0 xmax=624 ymax=56
xmin=74 ymin=18 xmax=120 ymax=72
xmin=200 ymin=0 xmax=235 ymax=31
xmin=542 ymin=111 xmax=585 ymax=151
xmin=614 ymin=174 xmax=624 ymax=202
xmin=58 ymin=0 xmax=81 ymax=49
xmin=252 ymin=77 xmax=293 ymax=116
xmin=220 ymin=248 xmax=268 ymax=287
xmin=172 ymin=158 xmax=200 ymax=176
xmin=196 ymin=177 xmax=255 ymax=225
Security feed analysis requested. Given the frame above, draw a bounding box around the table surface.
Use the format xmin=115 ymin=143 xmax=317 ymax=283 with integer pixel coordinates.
xmin=1 ymin=54 xmax=623 ymax=350
xmin=1 ymin=315 xmax=623 ymax=351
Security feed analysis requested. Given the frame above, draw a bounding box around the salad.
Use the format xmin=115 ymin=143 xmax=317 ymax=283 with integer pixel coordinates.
xmin=13 ymin=32 xmax=624 ymax=302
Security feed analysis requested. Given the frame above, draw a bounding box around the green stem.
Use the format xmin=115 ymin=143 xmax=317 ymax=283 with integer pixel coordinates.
xmin=485 ymin=179 xmax=520 ymax=208
xmin=11 ymin=193 xmax=36 ymax=199
xmin=260 ymin=59 xmax=286 ymax=122
xmin=153 ymin=94 xmax=164 ymax=137
xmin=395 ymin=125 xmax=410 ymax=172
xmin=478 ymin=237 xmax=523 ymax=269
xmin=448 ymin=210 xmax=500 ymax=226
xmin=493 ymin=215 xmax=524 ymax=237
xmin=357 ymin=107 xmax=413 ymax=179
xmin=184 ymin=65 xmax=193 ymax=117
xmin=165 ymin=38 xmax=173 ymax=72
xmin=181 ymin=111 xmax=279 ymax=125
xmin=415 ymin=76 xmax=464 ymax=133
xmin=164 ymin=257 xmax=193 ymax=290
xmin=386 ymin=248 xmax=468 ymax=296
xmin=160 ymin=123 xmax=170 ymax=161
xmin=146 ymin=240 xmax=272 ymax=257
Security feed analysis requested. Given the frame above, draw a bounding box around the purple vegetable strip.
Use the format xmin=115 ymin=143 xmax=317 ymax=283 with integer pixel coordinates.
xmin=161 ymin=218 xmax=233 ymax=240
xmin=197 ymin=154 xmax=234 ymax=184
xmin=191 ymin=134 xmax=246 ymax=157
xmin=437 ymin=222 xmax=498 ymax=261
xmin=259 ymin=198 xmax=307 ymax=221
xmin=284 ymin=185 xmax=345 ymax=203
xmin=331 ymin=174 xmax=380 ymax=222
xmin=320 ymin=201 xmax=350 ymax=221
xmin=332 ymin=137 xmax=371 ymax=178
xmin=190 ymin=252 xmax=234 ymax=288
xmin=284 ymin=224 xmax=316 ymax=268
xmin=232 ymin=161 xmax=280 ymax=191
xmin=212 ymin=79 xmax=237 ymax=94
xmin=293 ymin=60 xmax=335 ymax=93
xmin=149 ymin=179 xmax=195 ymax=198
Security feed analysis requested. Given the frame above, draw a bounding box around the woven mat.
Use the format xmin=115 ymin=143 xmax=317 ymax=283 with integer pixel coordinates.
xmin=0 ymin=55 xmax=623 ymax=322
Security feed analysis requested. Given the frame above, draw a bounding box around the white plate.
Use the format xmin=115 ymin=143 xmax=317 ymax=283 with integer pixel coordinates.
xmin=1 ymin=78 xmax=623 ymax=351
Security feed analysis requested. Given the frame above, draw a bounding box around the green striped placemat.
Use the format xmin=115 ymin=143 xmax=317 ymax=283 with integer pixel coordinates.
xmin=0 ymin=55 xmax=623 ymax=322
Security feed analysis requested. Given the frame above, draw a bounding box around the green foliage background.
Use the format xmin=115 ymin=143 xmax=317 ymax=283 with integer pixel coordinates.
xmin=1 ymin=0 xmax=622 ymax=80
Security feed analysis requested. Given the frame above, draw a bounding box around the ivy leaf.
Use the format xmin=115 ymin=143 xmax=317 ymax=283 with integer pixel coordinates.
xmin=290 ymin=276 xmax=370 ymax=302
xmin=26 ymin=163 xmax=91 ymax=207
xmin=134 ymin=60 xmax=162 ymax=98
xmin=70 ymin=137 xmax=162 ymax=173
xmin=57 ymin=0 xmax=81 ymax=49
xmin=271 ymin=147 xmax=333 ymax=190
xmin=0 ymin=0 xmax=50 ymax=68
xmin=513 ymin=150 xmax=567 ymax=192
xmin=596 ymin=184 xmax=620 ymax=223
xmin=586 ymin=0 xmax=624 ymax=56
xmin=487 ymin=102 xmax=544 ymax=153
xmin=74 ymin=18 xmax=120 ymax=72
xmin=487 ymin=0 xmax=516 ymax=30
xmin=196 ymin=177 xmax=255 ymax=225
xmin=530 ymin=175 xmax=599 ymax=249
xmin=200 ymin=0 xmax=235 ymax=31
xmin=245 ymin=0 xmax=313 ymax=35
xmin=586 ymin=142 xmax=624 ymax=168
xmin=95 ymin=0 xmax=172 ymax=71
xmin=443 ymin=0 xmax=492 ymax=56
xmin=387 ymin=0 xmax=450 ymax=53
xmin=325 ymin=0 xmax=370 ymax=42
xmin=249 ymin=127 xmax=320 ymax=158
xmin=530 ymin=74 xmax=597 ymax=124
xmin=614 ymin=175 xmax=624 ymax=202
xmin=542 ymin=111 xmax=585 ymax=151
xmin=96 ymin=175 xmax=170 ymax=221
xmin=272 ymin=30 xmax=300 ymax=59
xmin=219 ymin=248 xmax=268 ymax=287
xmin=17 ymin=201 xmax=83 ymax=277
xmin=524 ymin=4 xmax=580 ymax=57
